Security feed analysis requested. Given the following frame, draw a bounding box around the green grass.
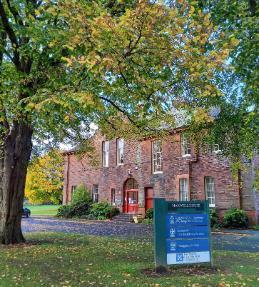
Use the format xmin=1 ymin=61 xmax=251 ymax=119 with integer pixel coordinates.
xmin=0 ymin=233 xmax=258 ymax=287
xmin=24 ymin=205 xmax=61 ymax=216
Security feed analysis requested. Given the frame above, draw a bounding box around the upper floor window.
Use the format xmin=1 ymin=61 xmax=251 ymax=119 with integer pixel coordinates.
xmin=181 ymin=134 xmax=191 ymax=156
xmin=208 ymin=144 xmax=222 ymax=154
xmin=93 ymin=184 xmax=99 ymax=203
xmin=204 ymin=176 xmax=215 ymax=207
xmin=152 ymin=140 xmax=163 ymax=173
xmin=102 ymin=141 xmax=109 ymax=167
xmin=117 ymin=138 xmax=124 ymax=165
xmin=179 ymin=178 xmax=189 ymax=201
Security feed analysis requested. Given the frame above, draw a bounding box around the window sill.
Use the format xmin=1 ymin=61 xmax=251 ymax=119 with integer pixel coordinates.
xmin=153 ymin=171 xmax=163 ymax=174
xmin=209 ymin=204 xmax=216 ymax=208
xmin=117 ymin=163 xmax=124 ymax=166
xmin=182 ymin=154 xmax=191 ymax=158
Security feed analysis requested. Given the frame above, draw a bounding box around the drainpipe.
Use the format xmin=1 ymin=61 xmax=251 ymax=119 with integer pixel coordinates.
xmin=238 ymin=168 xmax=243 ymax=210
xmin=188 ymin=147 xmax=199 ymax=200
xmin=65 ymin=154 xmax=70 ymax=204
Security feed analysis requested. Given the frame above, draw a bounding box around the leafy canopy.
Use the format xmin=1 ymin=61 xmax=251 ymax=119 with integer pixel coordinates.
xmin=25 ymin=150 xmax=63 ymax=204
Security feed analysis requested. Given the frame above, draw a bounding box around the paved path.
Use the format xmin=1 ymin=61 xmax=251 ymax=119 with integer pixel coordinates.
xmin=22 ymin=217 xmax=259 ymax=252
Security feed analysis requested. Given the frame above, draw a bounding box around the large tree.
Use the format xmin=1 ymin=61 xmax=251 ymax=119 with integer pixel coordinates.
xmin=0 ymin=0 xmax=232 ymax=244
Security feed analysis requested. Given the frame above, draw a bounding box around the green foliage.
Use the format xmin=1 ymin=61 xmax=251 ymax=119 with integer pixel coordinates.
xmin=25 ymin=150 xmax=64 ymax=205
xmin=223 ymin=208 xmax=249 ymax=228
xmin=90 ymin=202 xmax=119 ymax=220
xmin=145 ymin=208 xmax=153 ymax=220
xmin=210 ymin=208 xmax=220 ymax=228
xmin=142 ymin=218 xmax=153 ymax=224
xmin=56 ymin=201 xmax=92 ymax=218
xmin=72 ymin=184 xmax=92 ymax=205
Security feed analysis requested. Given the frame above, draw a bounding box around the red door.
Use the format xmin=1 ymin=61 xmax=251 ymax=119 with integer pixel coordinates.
xmin=124 ymin=189 xmax=138 ymax=214
xmin=145 ymin=187 xmax=154 ymax=210
xmin=123 ymin=178 xmax=139 ymax=214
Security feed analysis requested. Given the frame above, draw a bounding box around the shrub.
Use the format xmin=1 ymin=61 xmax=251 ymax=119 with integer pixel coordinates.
xmin=57 ymin=201 xmax=92 ymax=218
xmin=56 ymin=205 xmax=73 ymax=218
xmin=210 ymin=208 xmax=220 ymax=228
xmin=145 ymin=208 xmax=153 ymax=220
xmin=142 ymin=218 xmax=153 ymax=224
xmin=72 ymin=184 xmax=92 ymax=205
xmin=89 ymin=202 xmax=119 ymax=220
xmin=223 ymin=208 xmax=249 ymax=228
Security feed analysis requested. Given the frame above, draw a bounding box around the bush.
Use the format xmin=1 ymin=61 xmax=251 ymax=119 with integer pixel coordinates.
xmin=72 ymin=184 xmax=92 ymax=205
xmin=57 ymin=201 xmax=92 ymax=218
xmin=142 ymin=218 xmax=153 ymax=224
xmin=56 ymin=205 xmax=73 ymax=218
xmin=223 ymin=208 xmax=249 ymax=228
xmin=210 ymin=208 xmax=220 ymax=228
xmin=145 ymin=208 xmax=153 ymax=220
xmin=90 ymin=202 xmax=119 ymax=220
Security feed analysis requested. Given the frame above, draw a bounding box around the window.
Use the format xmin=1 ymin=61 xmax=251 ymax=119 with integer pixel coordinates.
xmin=205 ymin=177 xmax=215 ymax=207
xmin=125 ymin=178 xmax=139 ymax=190
xmin=152 ymin=140 xmax=163 ymax=173
xmin=208 ymin=144 xmax=222 ymax=154
xmin=102 ymin=141 xmax=109 ymax=167
xmin=71 ymin=185 xmax=77 ymax=194
xmin=111 ymin=188 xmax=116 ymax=205
xmin=181 ymin=134 xmax=191 ymax=156
xmin=92 ymin=184 xmax=99 ymax=203
xmin=117 ymin=138 xmax=124 ymax=165
xmin=212 ymin=144 xmax=221 ymax=154
xmin=179 ymin=178 xmax=189 ymax=201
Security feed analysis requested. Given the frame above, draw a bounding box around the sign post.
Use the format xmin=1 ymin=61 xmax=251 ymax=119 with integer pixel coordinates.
xmin=154 ymin=199 xmax=212 ymax=269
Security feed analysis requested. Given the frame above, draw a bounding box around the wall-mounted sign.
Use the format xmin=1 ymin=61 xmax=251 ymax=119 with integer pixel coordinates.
xmin=154 ymin=199 xmax=212 ymax=267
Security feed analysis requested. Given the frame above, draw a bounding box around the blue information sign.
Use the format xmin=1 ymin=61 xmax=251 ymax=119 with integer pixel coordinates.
xmin=154 ymin=199 xmax=212 ymax=267
xmin=166 ymin=214 xmax=209 ymax=227
xmin=166 ymin=225 xmax=209 ymax=238
xmin=166 ymin=238 xmax=210 ymax=253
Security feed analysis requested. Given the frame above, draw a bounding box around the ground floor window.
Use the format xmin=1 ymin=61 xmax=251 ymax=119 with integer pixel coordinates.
xmin=92 ymin=184 xmax=99 ymax=202
xmin=179 ymin=178 xmax=189 ymax=201
xmin=205 ymin=176 xmax=215 ymax=207
xmin=71 ymin=185 xmax=77 ymax=194
xmin=111 ymin=188 xmax=116 ymax=205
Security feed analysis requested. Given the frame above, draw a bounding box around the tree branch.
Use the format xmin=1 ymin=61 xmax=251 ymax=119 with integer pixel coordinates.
xmin=99 ymin=95 xmax=136 ymax=124
xmin=0 ymin=1 xmax=21 ymax=69
xmin=6 ymin=0 xmax=24 ymax=26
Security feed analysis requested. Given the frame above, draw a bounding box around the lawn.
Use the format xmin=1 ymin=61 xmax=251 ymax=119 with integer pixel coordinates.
xmin=0 ymin=233 xmax=258 ymax=287
xmin=24 ymin=205 xmax=61 ymax=216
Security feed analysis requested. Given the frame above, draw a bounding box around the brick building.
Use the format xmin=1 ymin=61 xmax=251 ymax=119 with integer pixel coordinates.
xmin=62 ymin=130 xmax=258 ymax=225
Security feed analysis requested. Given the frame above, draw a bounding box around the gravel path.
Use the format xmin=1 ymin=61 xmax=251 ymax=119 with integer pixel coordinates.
xmin=22 ymin=217 xmax=152 ymax=238
xmin=22 ymin=217 xmax=259 ymax=252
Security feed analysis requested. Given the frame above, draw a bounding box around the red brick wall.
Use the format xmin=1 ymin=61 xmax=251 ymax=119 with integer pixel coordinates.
xmin=62 ymin=133 xmax=257 ymax=224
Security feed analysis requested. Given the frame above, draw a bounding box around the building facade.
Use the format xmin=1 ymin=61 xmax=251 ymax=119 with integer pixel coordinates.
xmin=62 ymin=131 xmax=258 ymax=225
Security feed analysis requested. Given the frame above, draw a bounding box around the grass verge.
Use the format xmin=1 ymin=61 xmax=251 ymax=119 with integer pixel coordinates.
xmin=24 ymin=205 xmax=61 ymax=216
xmin=0 ymin=233 xmax=258 ymax=287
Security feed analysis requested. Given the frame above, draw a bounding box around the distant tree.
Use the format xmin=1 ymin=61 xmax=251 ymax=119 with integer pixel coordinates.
xmin=25 ymin=150 xmax=63 ymax=205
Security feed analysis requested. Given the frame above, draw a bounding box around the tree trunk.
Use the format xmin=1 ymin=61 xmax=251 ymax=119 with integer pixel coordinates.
xmin=0 ymin=121 xmax=33 ymax=244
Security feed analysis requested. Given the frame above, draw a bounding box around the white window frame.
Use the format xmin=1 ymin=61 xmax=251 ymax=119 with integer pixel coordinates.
xmin=71 ymin=185 xmax=77 ymax=194
xmin=102 ymin=141 xmax=109 ymax=167
xmin=212 ymin=144 xmax=222 ymax=154
xmin=92 ymin=184 xmax=99 ymax=203
xmin=152 ymin=140 xmax=163 ymax=174
xmin=117 ymin=138 xmax=124 ymax=165
xmin=111 ymin=188 xmax=116 ymax=205
xmin=181 ymin=134 xmax=191 ymax=157
xmin=179 ymin=178 xmax=189 ymax=201
xmin=205 ymin=177 xmax=216 ymax=207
